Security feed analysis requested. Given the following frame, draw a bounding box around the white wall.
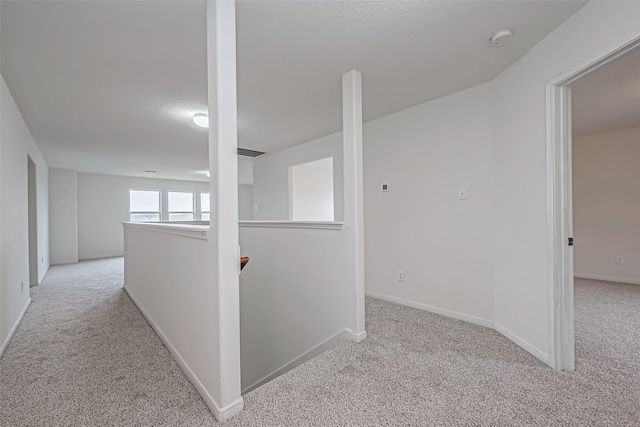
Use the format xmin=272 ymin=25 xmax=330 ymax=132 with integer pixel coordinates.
xmin=1 ymin=74 xmax=49 ymax=353
xmin=573 ymin=126 xmax=640 ymax=284
xmin=122 ymin=3 xmax=244 ymax=420
xmin=123 ymin=225 xmax=223 ymax=414
xmin=363 ymin=83 xmax=495 ymax=325
xmin=76 ymin=173 xmax=209 ymax=260
xmin=49 ymin=170 xmax=253 ymax=261
xmin=237 ymin=70 xmax=365 ymax=395
xmin=492 ymin=1 xmax=640 ymax=361
xmin=238 ymin=184 xmax=253 ymax=220
xmin=252 ymin=132 xmax=344 ymax=221
xmin=238 ymin=157 xmax=254 ymax=185
xmin=239 ymin=224 xmax=358 ymax=391
xmin=359 ymin=0 xmax=640 ymax=364
xmin=49 ymin=168 xmax=78 ymax=265
xmin=190 ymin=1 xmax=640 ymax=370
xmin=251 ymin=84 xmax=494 ymax=329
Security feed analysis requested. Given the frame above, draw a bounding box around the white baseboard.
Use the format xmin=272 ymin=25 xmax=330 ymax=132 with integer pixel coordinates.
xmin=345 ymin=329 xmax=367 ymax=343
xmin=79 ymin=255 xmax=124 ymax=262
xmin=575 ymin=273 xmax=640 ymax=285
xmin=0 ymin=298 xmax=31 ymax=358
xmin=365 ymin=290 xmax=494 ymax=328
xmin=212 ymin=396 xmax=244 ymax=422
xmin=38 ymin=264 xmax=50 ymax=285
xmin=364 ymin=291 xmax=553 ymax=367
xmin=494 ymin=322 xmax=549 ymax=366
xmin=124 ymin=287 xmax=243 ymax=421
xmin=50 ymin=260 xmax=79 ymax=266
xmin=242 ymin=328 xmax=354 ymax=395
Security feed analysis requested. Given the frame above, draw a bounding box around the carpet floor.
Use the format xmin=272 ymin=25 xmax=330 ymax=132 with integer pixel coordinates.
xmin=0 ymin=259 xmax=638 ymax=426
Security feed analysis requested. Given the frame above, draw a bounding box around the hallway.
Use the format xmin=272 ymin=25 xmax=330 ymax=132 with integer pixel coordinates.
xmin=1 ymin=260 xmax=639 ymax=426
xmin=0 ymin=258 xmax=216 ymax=426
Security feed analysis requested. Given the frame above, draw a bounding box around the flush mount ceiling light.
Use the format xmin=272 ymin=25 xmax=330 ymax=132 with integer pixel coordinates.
xmin=490 ymin=28 xmax=513 ymax=47
xmin=193 ymin=113 xmax=209 ymax=128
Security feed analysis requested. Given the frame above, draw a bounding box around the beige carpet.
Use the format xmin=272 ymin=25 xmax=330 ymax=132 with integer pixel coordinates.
xmin=1 ymin=259 xmax=639 ymax=426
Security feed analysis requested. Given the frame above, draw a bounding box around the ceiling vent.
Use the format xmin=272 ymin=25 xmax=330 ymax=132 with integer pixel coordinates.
xmin=238 ymin=148 xmax=265 ymax=157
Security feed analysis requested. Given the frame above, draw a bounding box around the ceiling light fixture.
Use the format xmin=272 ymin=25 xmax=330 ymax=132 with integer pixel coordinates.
xmin=193 ymin=113 xmax=209 ymax=128
xmin=490 ymin=29 xmax=513 ymax=47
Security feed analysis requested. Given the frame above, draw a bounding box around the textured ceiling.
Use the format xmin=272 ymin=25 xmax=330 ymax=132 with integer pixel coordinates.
xmin=1 ymin=1 xmax=586 ymax=181
xmin=572 ymin=47 xmax=640 ymax=137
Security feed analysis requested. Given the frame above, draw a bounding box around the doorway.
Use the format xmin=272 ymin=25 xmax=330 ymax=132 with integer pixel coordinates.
xmin=547 ymin=29 xmax=640 ymax=370
xmin=28 ymin=156 xmax=38 ymax=287
xmin=288 ymin=157 xmax=335 ymax=221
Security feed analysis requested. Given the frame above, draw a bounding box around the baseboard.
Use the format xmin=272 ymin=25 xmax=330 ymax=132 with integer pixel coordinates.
xmin=214 ymin=396 xmax=244 ymax=422
xmin=79 ymin=255 xmax=124 ymax=262
xmin=345 ymin=329 xmax=367 ymax=343
xmin=365 ymin=290 xmax=494 ymax=328
xmin=124 ymin=287 xmax=243 ymax=421
xmin=575 ymin=273 xmax=640 ymax=285
xmin=0 ymin=298 xmax=31 ymax=358
xmin=494 ymin=322 xmax=549 ymax=366
xmin=38 ymin=263 xmax=50 ymax=285
xmin=242 ymin=328 xmax=353 ymax=395
xmin=50 ymin=260 xmax=79 ymax=266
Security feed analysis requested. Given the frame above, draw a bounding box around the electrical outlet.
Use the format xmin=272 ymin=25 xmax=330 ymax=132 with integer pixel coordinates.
xmin=397 ymin=270 xmax=405 ymax=282
xmin=381 ymin=183 xmax=391 ymax=192
xmin=616 ymin=256 xmax=624 ymax=265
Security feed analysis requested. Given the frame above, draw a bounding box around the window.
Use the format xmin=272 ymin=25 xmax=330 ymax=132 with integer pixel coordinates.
xmin=168 ymin=191 xmax=195 ymax=221
xmin=201 ymin=193 xmax=210 ymax=221
xmin=289 ymin=157 xmax=334 ymax=221
xmin=129 ymin=190 xmax=161 ymax=222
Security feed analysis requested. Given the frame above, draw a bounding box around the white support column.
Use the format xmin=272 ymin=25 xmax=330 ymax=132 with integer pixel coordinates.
xmin=342 ymin=70 xmax=366 ymax=341
xmin=206 ymin=0 xmax=243 ymax=421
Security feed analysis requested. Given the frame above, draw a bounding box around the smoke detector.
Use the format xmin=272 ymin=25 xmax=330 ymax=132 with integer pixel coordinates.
xmin=490 ymin=29 xmax=513 ymax=47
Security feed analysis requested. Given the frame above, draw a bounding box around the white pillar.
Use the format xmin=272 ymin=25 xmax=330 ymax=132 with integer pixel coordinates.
xmin=342 ymin=70 xmax=366 ymax=341
xmin=206 ymin=0 xmax=243 ymax=421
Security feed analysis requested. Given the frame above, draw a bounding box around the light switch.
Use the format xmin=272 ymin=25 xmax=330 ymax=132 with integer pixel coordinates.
xmin=458 ymin=187 xmax=468 ymax=200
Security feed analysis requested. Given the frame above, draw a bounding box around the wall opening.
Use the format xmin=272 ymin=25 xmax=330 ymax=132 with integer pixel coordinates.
xmin=288 ymin=157 xmax=334 ymax=221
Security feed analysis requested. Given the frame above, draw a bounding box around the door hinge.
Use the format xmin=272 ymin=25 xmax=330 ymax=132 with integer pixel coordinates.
xmin=568 ymin=237 xmax=574 ymax=246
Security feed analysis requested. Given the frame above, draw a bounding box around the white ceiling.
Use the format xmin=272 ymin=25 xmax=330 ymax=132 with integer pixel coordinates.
xmin=1 ymin=1 xmax=586 ymax=181
xmin=572 ymin=47 xmax=640 ymax=137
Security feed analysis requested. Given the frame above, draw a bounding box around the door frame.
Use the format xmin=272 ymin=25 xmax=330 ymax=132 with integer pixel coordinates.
xmin=27 ymin=156 xmax=39 ymax=287
xmin=546 ymin=27 xmax=640 ymax=370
